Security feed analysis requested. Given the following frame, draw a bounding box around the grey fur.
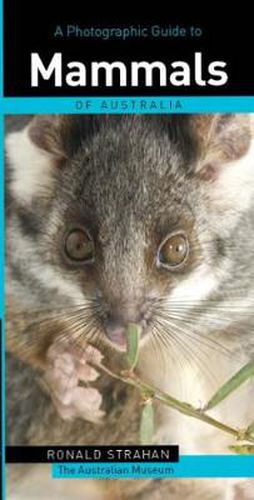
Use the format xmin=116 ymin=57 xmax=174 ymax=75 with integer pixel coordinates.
xmin=5 ymin=114 xmax=254 ymax=499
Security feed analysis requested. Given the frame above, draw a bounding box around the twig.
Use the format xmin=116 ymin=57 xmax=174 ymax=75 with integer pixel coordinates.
xmin=90 ymin=360 xmax=254 ymax=444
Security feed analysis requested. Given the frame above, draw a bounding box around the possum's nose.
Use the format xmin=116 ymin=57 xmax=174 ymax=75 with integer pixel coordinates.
xmin=105 ymin=312 xmax=141 ymax=350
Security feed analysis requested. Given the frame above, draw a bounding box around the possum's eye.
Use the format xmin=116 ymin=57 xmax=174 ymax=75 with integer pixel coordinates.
xmin=64 ymin=228 xmax=94 ymax=263
xmin=157 ymin=232 xmax=189 ymax=269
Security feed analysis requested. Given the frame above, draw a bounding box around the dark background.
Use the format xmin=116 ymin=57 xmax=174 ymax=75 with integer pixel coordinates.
xmin=6 ymin=445 xmax=179 ymax=463
xmin=3 ymin=7 xmax=254 ymax=97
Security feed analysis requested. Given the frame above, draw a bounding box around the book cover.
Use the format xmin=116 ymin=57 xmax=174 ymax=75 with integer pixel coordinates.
xmin=1 ymin=4 xmax=254 ymax=499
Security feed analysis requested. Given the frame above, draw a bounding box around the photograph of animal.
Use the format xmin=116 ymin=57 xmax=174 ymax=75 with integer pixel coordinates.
xmin=5 ymin=114 xmax=254 ymax=499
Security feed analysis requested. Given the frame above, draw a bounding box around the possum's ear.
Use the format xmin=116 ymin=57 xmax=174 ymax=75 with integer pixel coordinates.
xmin=28 ymin=115 xmax=94 ymax=160
xmin=192 ymin=114 xmax=252 ymax=181
xmin=5 ymin=115 xmax=94 ymax=204
xmin=193 ymin=114 xmax=254 ymax=225
xmin=28 ymin=115 xmax=70 ymax=162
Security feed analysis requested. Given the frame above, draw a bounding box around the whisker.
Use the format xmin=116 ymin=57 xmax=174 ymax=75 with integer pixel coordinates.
xmin=153 ymin=318 xmax=219 ymax=389
xmin=155 ymin=310 xmax=236 ymax=359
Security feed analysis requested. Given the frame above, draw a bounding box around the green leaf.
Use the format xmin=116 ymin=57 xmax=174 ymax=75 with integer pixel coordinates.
xmin=205 ymin=361 xmax=254 ymax=410
xmin=229 ymin=445 xmax=254 ymax=455
xmin=140 ymin=400 xmax=154 ymax=445
xmin=247 ymin=421 xmax=254 ymax=436
xmin=126 ymin=323 xmax=141 ymax=370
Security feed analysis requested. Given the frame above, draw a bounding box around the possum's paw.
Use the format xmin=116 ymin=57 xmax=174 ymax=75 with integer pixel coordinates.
xmin=44 ymin=341 xmax=104 ymax=422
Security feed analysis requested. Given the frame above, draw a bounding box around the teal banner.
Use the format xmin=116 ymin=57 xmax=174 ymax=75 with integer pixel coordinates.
xmin=52 ymin=456 xmax=254 ymax=479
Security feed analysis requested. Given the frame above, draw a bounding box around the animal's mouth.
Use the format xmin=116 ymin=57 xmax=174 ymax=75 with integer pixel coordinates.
xmin=105 ymin=327 xmax=128 ymax=352
xmin=104 ymin=322 xmax=149 ymax=353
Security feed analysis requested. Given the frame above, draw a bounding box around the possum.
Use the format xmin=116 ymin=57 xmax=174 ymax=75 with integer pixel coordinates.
xmin=5 ymin=114 xmax=254 ymax=499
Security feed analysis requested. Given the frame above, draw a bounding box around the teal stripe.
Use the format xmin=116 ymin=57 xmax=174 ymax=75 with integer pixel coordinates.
xmin=1 ymin=96 xmax=254 ymax=114
xmin=52 ymin=456 xmax=254 ymax=479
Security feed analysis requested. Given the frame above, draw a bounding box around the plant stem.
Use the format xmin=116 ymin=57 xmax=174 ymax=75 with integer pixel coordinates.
xmin=90 ymin=361 xmax=254 ymax=444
